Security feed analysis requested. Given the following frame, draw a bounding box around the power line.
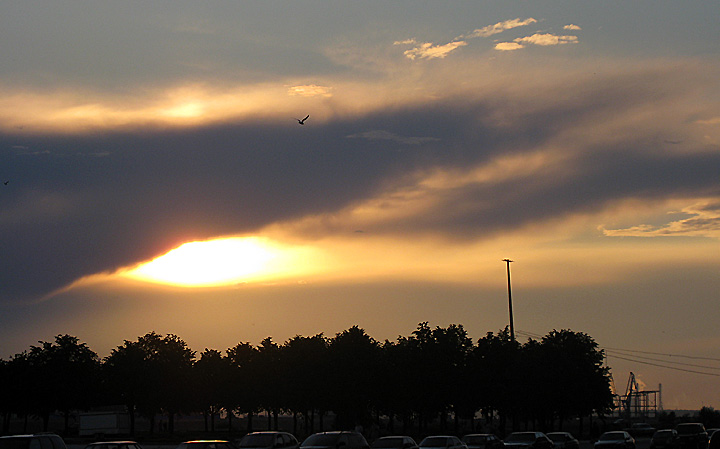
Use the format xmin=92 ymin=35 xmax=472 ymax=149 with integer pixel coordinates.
xmin=608 ymin=354 xmax=720 ymax=378
xmin=515 ymin=329 xmax=720 ymax=375
xmin=605 ymin=349 xmax=720 ymax=371
xmin=604 ymin=346 xmax=720 ymax=362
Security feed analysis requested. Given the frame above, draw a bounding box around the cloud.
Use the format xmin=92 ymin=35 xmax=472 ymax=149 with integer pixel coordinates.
xmin=563 ymin=24 xmax=582 ymax=31
xmin=287 ymin=84 xmax=333 ymax=98
xmin=399 ymin=40 xmax=468 ymax=60
xmin=515 ymin=33 xmax=579 ymax=46
xmin=346 ymin=130 xmax=440 ymax=145
xmin=602 ymin=201 xmax=720 ymax=238
xmin=494 ymin=33 xmax=579 ymax=51
xmin=495 ymin=42 xmax=525 ymax=51
xmin=0 ymin=58 xmax=718 ymax=303
xmin=467 ymin=18 xmax=538 ymax=38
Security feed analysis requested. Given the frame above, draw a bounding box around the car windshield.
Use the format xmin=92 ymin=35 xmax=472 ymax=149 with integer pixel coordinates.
xmin=240 ymin=436 xmax=275 ymax=448
xmin=463 ymin=437 xmax=488 ymax=445
xmin=303 ymin=436 xmax=339 ymax=447
xmin=372 ymin=439 xmax=404 ymax=449
xmin=506 ymin=434 xmax=536 ymax=443
xmin=599 ymin=433 xmax=624 ymax=441
xmin=420 ymin=438 xmax=449 ymax=447
xmin=653 ymin=431 xmax=673 ymax=438
xmin=547 ymin=435 xmax=566 ymax=442
xmin=677 ymin=425 xmax=704 ymax=435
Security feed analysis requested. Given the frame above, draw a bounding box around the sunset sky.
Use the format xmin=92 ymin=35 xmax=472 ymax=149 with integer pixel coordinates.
xmin=1 ymin=1 xmax=719 ymax=411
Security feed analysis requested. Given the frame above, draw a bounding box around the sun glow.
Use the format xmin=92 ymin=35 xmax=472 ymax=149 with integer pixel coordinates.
xmin=124 ymin=237 xmax=316 ymax=287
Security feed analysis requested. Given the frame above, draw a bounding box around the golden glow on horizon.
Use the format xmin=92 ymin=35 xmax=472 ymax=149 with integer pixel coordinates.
xmin=124 ymin=237 xmax=321 ymax=287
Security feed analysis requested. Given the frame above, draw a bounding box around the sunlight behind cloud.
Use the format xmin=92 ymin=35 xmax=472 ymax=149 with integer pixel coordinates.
xmin=123 ymin=237 xmax=322 ymax=287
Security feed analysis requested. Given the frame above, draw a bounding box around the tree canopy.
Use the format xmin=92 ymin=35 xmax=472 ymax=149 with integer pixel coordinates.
xmin=1 ymin=326 xmax=614 ymax=436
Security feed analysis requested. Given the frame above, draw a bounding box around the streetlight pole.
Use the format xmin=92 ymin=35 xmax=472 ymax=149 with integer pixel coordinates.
xmin=503 ymin=258 xmax=515 ymax=342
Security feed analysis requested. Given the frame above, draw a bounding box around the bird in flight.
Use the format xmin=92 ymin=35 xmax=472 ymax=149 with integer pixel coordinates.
xmin=296 ymin=114 xmax=309 ymax=125
xmin=3 ymin=181 xmax=8 ymax=185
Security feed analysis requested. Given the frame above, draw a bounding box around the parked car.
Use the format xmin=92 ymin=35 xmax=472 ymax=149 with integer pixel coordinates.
xmin=85 ymin=442 xmax=143 ymax=449
xmin=0 ymin=434 xmax=67 ymax=449
xmin=630 ymin=424 xmax=657 ymax=438
xmin=177 ymin=441 xmax=237 ymax=449
xmin=504 ymin=433 xmax=554 ymax=449
xmin=676 ymin=423 xmax=709 ymax=449
xmin=371 ymin=437 xmax=418 ymax=449
xmin=546 ymin=432 xmax=579 ymax=449
xmin=650 ymin=430 xmax=678 ymax=449
xmin=707 ymin=431 xmax=720 ymax=441
xmin=301 ymin=432 xmax=369 ymax=449
xmin=237 ymin=432 xmax=299 ymax=449
xmin=709 ymin=431 xmax=720 ymax=449
xmin=419 ymin=436 xmax=467 ymax=449
xmin=463 ymin=434 xmax=504 ymax=449
xmin=593 ymin=431 xmax=636 ymax=449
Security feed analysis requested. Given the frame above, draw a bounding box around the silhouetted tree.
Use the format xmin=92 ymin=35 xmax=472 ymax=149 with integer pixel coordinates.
xmin=538 ymin=329 xmax=614 ymax=434
xmin=699 ymin=406 xmax=720 ymax=429
xmin=226 ymin=341 xmax=260 ymax=432
xmin=280 ymin=334 xmax=329 ymax=436
xmin=327 ymin=326 xmax=380 ymax=430
xmin=193 ymin=348 xmax=231 ymax=431
xmin=473 ymin=327 xmax=521 ymax=435
xmin=104 ymin=338 xmax=150 ymax=435
xmin=138 ymin=332 xmax=195 ymax=434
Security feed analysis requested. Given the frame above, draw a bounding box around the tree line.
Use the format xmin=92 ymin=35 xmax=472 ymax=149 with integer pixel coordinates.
xmin=0 ymin=324 xmax=615 ymax=438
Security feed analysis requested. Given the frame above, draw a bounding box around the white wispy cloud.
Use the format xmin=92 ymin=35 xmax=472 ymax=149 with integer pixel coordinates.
xmin=495 ymin=33 xmax=579 ymax=51
xmin=346 ymin=130 xmax=440 ymax=145
xmin=602 ymin=200 xmax=720 ymax=238
xmin=398 ymin=40 xmax=468 ymax=60
xmin=287 ymin=84 xmax=333 ymax=97
xmin=515 ymin=33 xmax=579 ymax=46
xmin=495 ymin=42 xmax=525 ymax=51
xmin=467 ymin=18 xmax=538 ymax=38
xmin=563 ymin=24 xmax=582 ymax=31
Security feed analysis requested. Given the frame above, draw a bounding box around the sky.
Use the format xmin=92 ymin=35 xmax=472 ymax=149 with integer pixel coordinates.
xmin=1 ymin=1 xmax=719 ymax=411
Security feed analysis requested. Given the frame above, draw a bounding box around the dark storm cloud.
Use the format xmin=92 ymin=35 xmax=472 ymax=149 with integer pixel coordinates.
xmin=1 ymin=63 xmax=719 ymax=303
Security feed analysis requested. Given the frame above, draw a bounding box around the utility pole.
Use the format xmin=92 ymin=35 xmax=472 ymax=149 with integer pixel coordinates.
xmin=503 ymin=258 xmax=515 ymax=342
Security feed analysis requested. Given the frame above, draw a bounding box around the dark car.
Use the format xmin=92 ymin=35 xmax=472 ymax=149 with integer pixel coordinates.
xmin=463 ymin=434 xmax=504 ymax=449
xmin=177 ymin=441 xmax=237 ymax=449
xmin=546 ymin=433 xmax=579 ymax=449
xmin=594 ymin=431 xmax=636 ymax=449
xmin=504 ymin=433 xmax=554 ymax=449
xmin=709 ymin=431 xmax=720 ymax=449
xmin=630 ymin=424 xmax=657 ymax=438
xmin=371 ymin=437 xmax=418 ymax=449
xmin=301 ymin=432 xmax=369 ymax=449
xmin=419 ymin=436 xmax=466 ymax=449
xmin=237 ymin=432 xmax=299 ymax=449
xmin=0 ymin=435 xmax=67 ymax=449
xmin=650 ymin=430 xmax=678 ymax=449
xmin=85 ymin=442 xmax=143 ymax=449
xmin=676 ymin=424 xmax=709 ymax=449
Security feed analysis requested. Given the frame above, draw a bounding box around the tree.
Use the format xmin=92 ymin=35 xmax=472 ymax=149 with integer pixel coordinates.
xmin=27 ymin=335 xmax=100 ymax=433
xmin=106 ymin=332 xmax=195 ymax=434
xmin=193 ymin=349 xmax=231 ymax=432
xmin=472 ymin=327 xmax=521 ymax=434
xmin=327 ymin=326 xmax=380 ymax=430
xmin=104 ymin=338 xmax=150 ymax=435
xmin=226 ymin=341 xmax=259 ymax=432
xmin=281 ymin=334 xmax=329 ymax=435
xmin=536 ymin=329 xmax=614 ymax=433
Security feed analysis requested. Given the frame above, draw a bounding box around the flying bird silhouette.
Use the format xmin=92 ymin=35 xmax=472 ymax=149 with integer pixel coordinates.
xmin=3 ymin=181 xmax=8 ymax=185
xmin=296 ymin=114 xmax=309 ymax=125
